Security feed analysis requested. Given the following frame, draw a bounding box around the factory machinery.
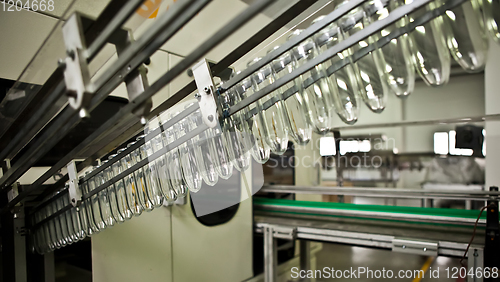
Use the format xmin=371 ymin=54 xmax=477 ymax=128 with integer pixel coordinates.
xmin=1 ymin=0 xmax=500 ymax=281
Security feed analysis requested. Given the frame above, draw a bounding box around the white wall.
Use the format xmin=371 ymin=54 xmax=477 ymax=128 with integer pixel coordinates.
xmin=403 ymin=74 xmax=485 ymax=153
xmin=324 ymin=71 xmax=486 ymax=189
xmin=335 ymin=74 xmax=485 ymax=154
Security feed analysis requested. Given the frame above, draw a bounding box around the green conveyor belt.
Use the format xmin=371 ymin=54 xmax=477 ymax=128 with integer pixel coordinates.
xmin=253 ymin=198 xmax=492 ymax=228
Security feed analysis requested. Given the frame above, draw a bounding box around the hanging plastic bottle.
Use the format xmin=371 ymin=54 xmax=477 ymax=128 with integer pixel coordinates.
xmin=218 ymin=85 xmax=251 ymax=172
xmin=131 ymin=137 xmax=154 ymax=212
xmin=69 ymin=185 xmax=87 ymax=240
xmin=81 ymin=176 xmax=102 ymax=235
xmin=268 ymin=45 xmax=313 ymax=145
xmin=188 ymin=106 xmax=219 ymax=186
xmin=111 ymin=151 xmax=134 ymax=220
xmin=120 ymin=144 xmax=144 ymax=216
xmin=44 ymin=205 xmax=58 ymax=249
xmin=288 ymin=29 xmax=335 ymax=134
xmin=33 ymin=212 xmax=50 ymax=254
xmin=96 ymin=165 xmax=115 ymax=227
xmin=148 ymin=122 xmax=177 ymax=205
xmin=75 ymin=176 xmax=90 ymax=237
xmin=440 ymin=0 xmax=489 ymax=72
xmin=338 ymin=3 xmax=389 ymax=112
xmin=234 ymin=75 xmax=271 ymax=163
xmin=312 ymin=17 xmax=361 ymax=122
xmin=206 ymin=111 xmax=234 ymax=179
xmin=481 ymin=0 xmax=500 ymax=43
xmin=247 ymin=57 xmax=289 ymax=155
xmin=55 ymin=194 xmax=73 ymax=245
xmin=87 ymin=171 xmax=107 ymax=230
xmin=49 ymin=201 xmax=67 ymax=248
xmin=366 ymin=1 xmax=416 ymax=97
xmin=398 ymin=0 xmax=451 ymax=86
xmin=105 ymin=155 xmax=125 ymax=223
xmin=42 ymin=205 xmax=59 ymax=250
xmin=160 ymin=112 xmax=189 ymax=199
xmin=139 ymin=133 xmax=164 ymax=208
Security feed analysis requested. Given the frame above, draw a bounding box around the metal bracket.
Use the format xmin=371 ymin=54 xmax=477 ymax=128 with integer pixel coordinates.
xmin=114 ymin=30 xmax=152 ymax=121
xmin=192 ymin=59 xmax=220 ymax=128
xmin=392 ymin=238 xmax=438 ymax=256
xmin=3 ymin=159 xmax=20 ymax=203
xmin=272 ymin=225 xmax=297 ymax=240
xmin=67 ymin=160 xmax=82 ymax=206
xmin=62 ymin=13 xmax=92 ymax=111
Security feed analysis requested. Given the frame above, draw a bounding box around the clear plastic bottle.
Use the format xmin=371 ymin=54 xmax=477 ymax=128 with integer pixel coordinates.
xmin=481 ymin=0 xmax=500 ymax=43
xmin=140 ymin=134 xmax=164 ymax=208
xmin=111 ymin=151 xmax=134 ymax=220
xmin=104 ymin=155 xmax=124 ymax=223
xmin=288 ymin=29 xmax=335 ymax=134
xmin=70 ymin=193 xmax=87 ymax=241
xmin=441 ymin=0 xmax=489 ymax=72
xmin=176 ymin=114 xmax=204 ymax=193
xmin=160 ymin=112 xmax=189 ymax=199
xmin=33 ymin=210 xmax=51 ymax=253
xmin=234 ymin=76 xmax=271 ymax=163
xmin=312 ymin=18 xmax=361 ymax=122
xmin=207 ymin=115 xmax=234 ymax=179
xmin=55 ymin=195 xmax=73 ymax=245
xmin=366 ymin=0 xmax=415 ymax=97
xmin=189 ymin=107 xmax=219 ymax=186
xmin=121 ymin=143 xmax=144 ymax=216
xmin=41 ymin=205 xmax=57 ymax=251
xmin=400 ymin=0 xmax=451 ymax=86
xmin=96 ymin=165 xmax=115 ymax=227
xmin=218 ymin=86 xmax=252 ymax=172
xmin=43 ymin=205 xmax=59 ymax=249
xmin=81 ymin=179 xmax=101 ymax=235
xmin=268 ymin=45 xmax=313 ymax=144
xmin=150 ymin=125 xmax=177 ymax=205
xmin=87 ymin=171 xmax=107 ymax=230
xmin=248 ymin=57 xmax=289 ymax=155
xmin=338 ymin=3 xmax=389 ymax=112
xmin=130 ymin=139 xmax=154 ymax=212
xmin=49 ymin=201 xmax=67 ymax=248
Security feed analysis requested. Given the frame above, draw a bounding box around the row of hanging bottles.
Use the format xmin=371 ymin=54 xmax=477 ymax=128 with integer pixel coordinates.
xmin=31 ymin=0 xmax=499 ymax=254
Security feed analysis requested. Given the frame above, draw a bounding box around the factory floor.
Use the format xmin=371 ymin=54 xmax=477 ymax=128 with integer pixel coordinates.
xmin=314 ymin=243 xmax=463 ymax=282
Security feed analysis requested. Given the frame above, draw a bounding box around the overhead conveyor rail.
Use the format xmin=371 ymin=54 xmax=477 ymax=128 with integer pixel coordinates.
xmin=0 ymin=0 xmax=492 ymax=215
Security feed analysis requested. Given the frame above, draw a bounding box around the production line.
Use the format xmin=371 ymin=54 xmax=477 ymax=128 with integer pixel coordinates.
xmin=0 ymin=0 xmax=499 ymax=281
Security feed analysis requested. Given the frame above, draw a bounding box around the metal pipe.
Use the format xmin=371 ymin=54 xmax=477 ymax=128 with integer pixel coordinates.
xmin=84 ymin=0 xmax=146 ymax=61
xmin=260 ymin=185 xmax=500 ymax=201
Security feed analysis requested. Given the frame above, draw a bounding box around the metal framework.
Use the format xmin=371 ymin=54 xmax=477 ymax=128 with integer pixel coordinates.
xmin=0 ymin=0 xmax=475 ymax=214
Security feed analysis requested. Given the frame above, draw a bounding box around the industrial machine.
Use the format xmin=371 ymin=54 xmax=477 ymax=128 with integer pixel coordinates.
xmin=1 ymin=0 xmax=499 ymax=281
